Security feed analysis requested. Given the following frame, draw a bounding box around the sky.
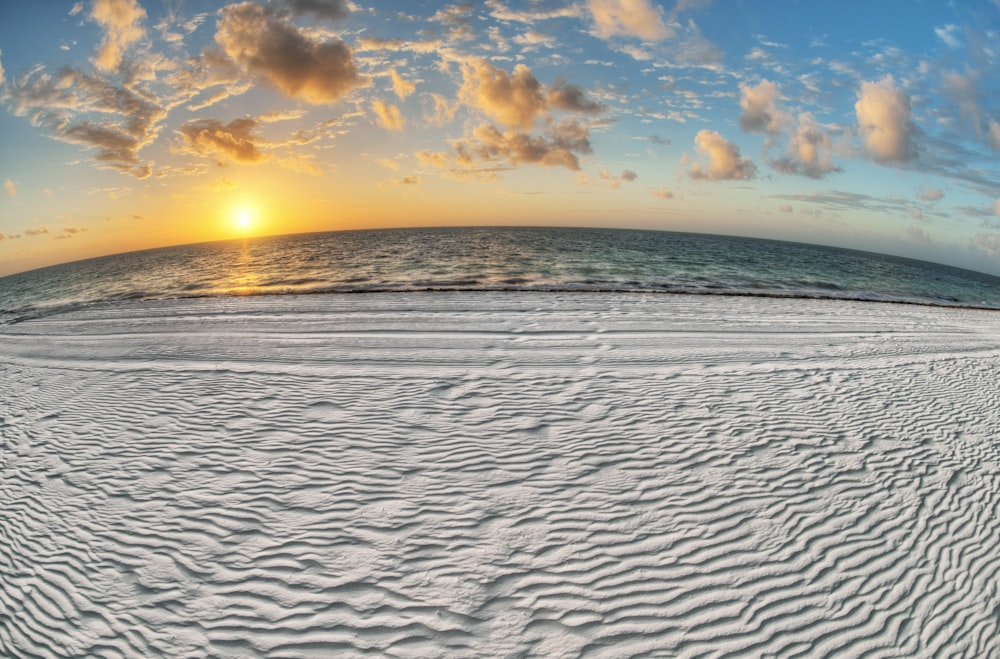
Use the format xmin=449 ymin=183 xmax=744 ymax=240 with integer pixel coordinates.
xmin=1 ymin=0 xmax=1000 ymax=277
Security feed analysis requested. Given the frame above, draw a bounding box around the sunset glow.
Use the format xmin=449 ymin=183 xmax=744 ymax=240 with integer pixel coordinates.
xmin=1 ymin=1 xmax=999 ymax=276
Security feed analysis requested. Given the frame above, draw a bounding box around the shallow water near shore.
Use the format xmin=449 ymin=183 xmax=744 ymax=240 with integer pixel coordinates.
xmin=3 ymin=227 xmax=1000 ymax=322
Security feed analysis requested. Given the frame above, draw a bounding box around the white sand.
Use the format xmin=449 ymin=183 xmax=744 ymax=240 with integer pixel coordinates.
xmin=2 ymin=292 xmax=999 ymax=657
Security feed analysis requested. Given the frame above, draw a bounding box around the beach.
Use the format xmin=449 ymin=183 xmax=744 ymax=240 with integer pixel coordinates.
xmin=2 ymin=292 xmax=999 ymax=656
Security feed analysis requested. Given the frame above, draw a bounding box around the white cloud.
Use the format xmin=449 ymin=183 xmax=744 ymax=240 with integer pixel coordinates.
xmin=934 ymin=24 xmax=961 ymax=49
xmin=769 ymin=113 xmax=840 ymax=179
xmin=687 ymin=130 xmax=757 ymax=181
xmin=855 ymin=75 xmax=914 ymax=163
xmin=739 ymin=79 xmax=784 ymax=135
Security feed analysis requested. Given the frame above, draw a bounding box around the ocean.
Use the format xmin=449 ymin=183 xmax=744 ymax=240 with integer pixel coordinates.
xmin=2 ymin=226 xmax=999 ymax=322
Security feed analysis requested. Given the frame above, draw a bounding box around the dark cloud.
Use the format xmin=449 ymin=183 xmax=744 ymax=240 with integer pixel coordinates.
xmin=177 ymin=117 xmax=265 ymax=164
xmin=215 ymin=2 xmax=368 ymax=105
xmin=282 ymin=0 xmax=351 ymax=21
xmin=547 ymin=81 xmax=605 ymax=114
xmin=7 ymin=67 xmax=161 ymax=177
xmin=454 ymin=120 xmax=593 ymax=172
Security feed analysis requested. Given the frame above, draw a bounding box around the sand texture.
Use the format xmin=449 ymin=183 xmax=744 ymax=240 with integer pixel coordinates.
xmin=2 ymin=293 xmax=999 ymax=657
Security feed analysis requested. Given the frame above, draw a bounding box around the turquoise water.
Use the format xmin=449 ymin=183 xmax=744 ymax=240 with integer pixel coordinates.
xmin=2 ymin=226 xmax=1000 ymax=322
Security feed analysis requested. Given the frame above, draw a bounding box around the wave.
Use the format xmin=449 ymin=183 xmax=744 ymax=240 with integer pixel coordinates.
xmin=4 ymin=283 xmax=999 ymax=326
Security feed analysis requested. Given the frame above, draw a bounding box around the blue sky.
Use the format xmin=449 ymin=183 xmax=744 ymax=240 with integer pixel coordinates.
xmin=1 ymin=0 xmax=999 ymax=276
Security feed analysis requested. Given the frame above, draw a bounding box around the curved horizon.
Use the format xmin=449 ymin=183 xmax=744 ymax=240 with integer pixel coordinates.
xmin=1 ymin=1 xmax=999 ymax=277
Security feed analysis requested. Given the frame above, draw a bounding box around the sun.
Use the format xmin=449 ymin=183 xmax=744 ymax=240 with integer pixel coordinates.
xmin=234 ymin=208 xmax=253 ymax=231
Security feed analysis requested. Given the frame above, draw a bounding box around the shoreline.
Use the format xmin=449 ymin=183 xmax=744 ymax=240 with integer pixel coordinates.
xmin=3 ymin=293 xmax=999 ymax=656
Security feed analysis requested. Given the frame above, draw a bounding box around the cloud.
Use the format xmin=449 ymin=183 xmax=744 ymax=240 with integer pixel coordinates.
xmin=426 ymin=93 xmax=459 ymax=126
xmin=390 ymin=69 xmax=415 ymax=100
xmin=486 ymin=0 xmax=582 ymax=22
xmin=0 ymin=49 xmax=5 ymax=86
xmin=650 ymin=187 xmax=674 ymax=199
xmin=459 ymin=60 xmax=547 ymax=130
xmin=779 ymin=204 xmax=793 ymax=213
xmin=919 ymin=187 xmax=944 ymax=202
xmin=600 ymin=169 xmax=638 ymax=188
xmin=588 ymin=0 xmax=671 ymax=42
xmin=416 ymin=150 xmax=450 ymax=168
xmin=215 ymin=2 xmax=368 ymax=105
xmin=459 ymin=59 xmax=603 ymax=132
xmin=399 ymin=176 xmax=423 ymax=185
xmin=210 ymin=177 xmax=239 ymax=191
xmin=8 ymin=67 xmax=163 ymax=178
xmin=514 ymin=31 xmax=558 ymax=49
xmin=373 ymin=100 xmax=405 ymax=131
xmin=973 ymin=232 xmax=1000 ymax=258
xmin=58 ymin=226 xmax=88 ymax=239
xmin=90 ymin=0 xmax=147 ymax=72
xmin=995 ymin=198 xmax=1000 ymax=218
xmin=739 ymin=79 xmax=784 ymax=135
xmin=5 ymin=179 xmax=15 ymax=196
xmin=769 ymin=113 xmax=841 ymax=179
xmin=547 ymin=81 xmax=605 ymax=114
xmin=177 ymin=117 xmax=266 ymax=164
xmin=430 ymin=3 xmax=475 ymax=41
xmin=855 ymin=75 xmax=915 ymax=163
xmin=934 ymin=24 xmax=961 ymax=49
xmin=24 ymin=226 xmax=49 ymax=236
xmin=907 ymin=226 xmax=933 ymax=244
xmin=687 ymin=130 xmax=757 ymax=181
xmin=453 ymin=120 xmax=592 ymax=172
xmin=282 ymin=0 xmax=351 ymax=21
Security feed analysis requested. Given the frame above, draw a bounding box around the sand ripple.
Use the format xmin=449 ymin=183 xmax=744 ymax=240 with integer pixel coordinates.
xmin=2 ymin=293 xmax=999 ymax=657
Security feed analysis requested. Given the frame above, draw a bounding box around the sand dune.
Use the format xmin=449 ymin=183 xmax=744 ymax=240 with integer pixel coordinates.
xmin=2 ymin=293 xmax=999 ymax=657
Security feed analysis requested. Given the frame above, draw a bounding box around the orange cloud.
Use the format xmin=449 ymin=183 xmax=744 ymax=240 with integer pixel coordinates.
xmin=215 ymin=3 xmax=368 ymax=105
xmin=460 ymin=60 xmax=547 ymax=130
xmin=91 ymin=0 xmax=146 ymax=72
xmin=454 ymin=120 xmax=592 ymax=171
xmin=373 ymin=100 xmax=406 ymax=131
xmin=587 ymin=0 xmax=671 ymax=42
xmin=687 ymin=130 xmax=757 ymax=181
xmin=390 ymin=69 xmax=415 ymax=100
xmin=178 ymin=118 xmax=266 ymax=164
xmin=5 ymin=179 xmax=16 ymax=196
